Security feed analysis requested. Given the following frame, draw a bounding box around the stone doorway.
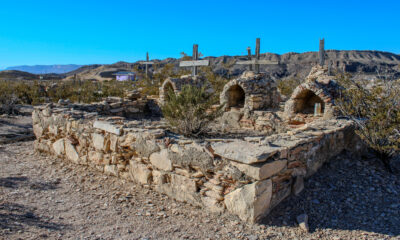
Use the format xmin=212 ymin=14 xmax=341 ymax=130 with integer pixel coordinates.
xmin=227 ymin=85 xmax=245 ymax=109
xmin=294 ymin=89 xmax=324 ymax=114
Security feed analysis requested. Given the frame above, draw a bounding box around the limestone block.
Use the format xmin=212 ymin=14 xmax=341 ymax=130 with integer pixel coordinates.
xmin=292 ymin=176 xmax=304 ymax=195
xmin=110 ymin=134 xmax=118 ymax=152
xmin=93 ymin=121 xmax=122 ymax=136
xmin=231 ymin=160 xmax=287 ymax=180
xmin=202 ymin=197 xmax=225 ymax=213
xmin=205 ymin=190 xmax=224 ymax=201
xmin=48 ymin=125 xmax=58 ymax=135
xmin=150 ymin=149 xmax=173 ymax=171
xmin=155 ymin=173 xmax=200 ymax=205
xmin=88 ymin=151 xmax=104 ymax=164
xmin=92 ymin=133 xmax=104 ymax=151
xmin=211 ymin=140 xmax=281 ymax=164
xmin=52 ymin=139 xmax=65 ymax=156
xmin=152 ymin=170 xmax=166 ymax=185
xmin=33 ymin=124 xmax=44 ymax=138
xmin=34 ymin=140 xmax=51 ymax=152
xmin=104 ymin=165 xmax=119 ymax=177
xmin=65 ymin=141 xmax=80 ymax=164
xmin=224 ymin=179 xmax=272 ymax=223
xmin=129 ymin=161 xmax=152 ymax=184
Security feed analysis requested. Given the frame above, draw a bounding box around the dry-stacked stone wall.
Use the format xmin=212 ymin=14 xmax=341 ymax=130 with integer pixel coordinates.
xmin=33 ymin=102 xmax=362 ymax=223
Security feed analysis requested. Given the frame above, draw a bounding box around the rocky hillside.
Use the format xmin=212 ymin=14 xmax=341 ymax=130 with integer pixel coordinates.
xmin=67 ymin=50 xmax=400 ymax=82
xmin=0 ymin=70 xmax=63 ymax=81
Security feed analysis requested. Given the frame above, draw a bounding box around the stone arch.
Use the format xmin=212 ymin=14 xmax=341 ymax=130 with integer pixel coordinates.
xmin=160 ymin=79 xmax=177 ymax=104
xmin=226 ymin=84 xmax=245 ymax=108
xmin=293 ymin=89 xmax=325 ymax=114
xmin=163 ymin=82 xmax=174 ymax=101
xmin=284 ymin=82 xmax=335 ymax=118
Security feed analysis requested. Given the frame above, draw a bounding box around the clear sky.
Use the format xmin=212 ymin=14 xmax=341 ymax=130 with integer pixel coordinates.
xmin=0 ymin=0 xmax=399 ymax=69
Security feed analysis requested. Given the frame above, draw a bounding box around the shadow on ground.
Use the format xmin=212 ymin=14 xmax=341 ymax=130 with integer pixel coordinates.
xmin=262 ymin=152 xmax=400 ymax=237
xmin=0 ymin=203 xmax=68 ymax=235
xmin=0 ymin=176 xmax=60 ymax=191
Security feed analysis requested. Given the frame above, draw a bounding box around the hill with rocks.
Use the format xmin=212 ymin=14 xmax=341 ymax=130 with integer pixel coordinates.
xmin=66 ymin=50 xmax=400 ymax=82
xmin=6 ymin=64 xmax=83 ymax=74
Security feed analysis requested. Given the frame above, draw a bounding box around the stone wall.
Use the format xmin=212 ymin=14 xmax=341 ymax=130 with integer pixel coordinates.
xmin=32 ymin=103 xmax=362 ymax=223
xmin=56 ymin=91 xmax=159 ymax=119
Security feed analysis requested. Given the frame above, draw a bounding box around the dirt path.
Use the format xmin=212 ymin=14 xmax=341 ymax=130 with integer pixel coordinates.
xmin=0 ymin=141 xmax=399 ymax=240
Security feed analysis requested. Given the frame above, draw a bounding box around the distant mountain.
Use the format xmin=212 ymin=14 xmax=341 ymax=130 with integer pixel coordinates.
xmin=67 ymin=50 xmax=400 ymax=82
xmin=6 ymin=64 xmax=83 ymax=74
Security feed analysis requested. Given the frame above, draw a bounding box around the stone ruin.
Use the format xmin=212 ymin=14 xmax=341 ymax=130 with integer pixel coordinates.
xmin=284 ymin=65 xmax=339 ymax=122
xmin=32 ymin=65 xmax=364 ymax=223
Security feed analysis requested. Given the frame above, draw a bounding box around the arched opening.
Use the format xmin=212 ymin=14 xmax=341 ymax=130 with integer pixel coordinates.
xmin=227 ymin=85 xmax=245 ymax=108
xmin=294 ymin=89 xmax=324 ymax=114
xmin=163 ymin=82 xmax=175 ymax=101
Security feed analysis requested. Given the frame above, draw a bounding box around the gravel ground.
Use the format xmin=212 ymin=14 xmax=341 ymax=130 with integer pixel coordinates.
xmin=0 ymin=115 xmax=33 ymax=143
xmin=0 ymin=141 xmax=399 ymax=240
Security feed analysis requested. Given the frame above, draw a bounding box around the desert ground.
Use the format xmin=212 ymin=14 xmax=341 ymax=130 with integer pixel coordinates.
xmin=0 ymin=115 xmax=399 ymax=240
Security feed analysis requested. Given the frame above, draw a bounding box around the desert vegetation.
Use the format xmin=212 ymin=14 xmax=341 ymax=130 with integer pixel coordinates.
xmin=161 ymin=85 xmax=223 ymax=137
xmin=277 ymin=77 xmax=303 ymax=97
xmin=336 ymin=72 xmax=400 ymax=172
xmin=0 ymin=79 xmax=136 ymax=113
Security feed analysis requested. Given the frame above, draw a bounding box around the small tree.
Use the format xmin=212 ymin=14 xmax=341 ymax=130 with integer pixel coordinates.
xmin=161 ymin=85 xmax=223 ymax=137
xmin=336 ymin=72 xmax=400 ymax=172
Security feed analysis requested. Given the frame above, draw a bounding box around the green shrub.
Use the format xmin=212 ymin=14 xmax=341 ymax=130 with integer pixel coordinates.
xmin=277 ymin=77 xmax=302 ymax=97
xmin=336 ymin=73 xmax=400 ymax=172
xmin=161 ymin=85 xmax=223 ymax=137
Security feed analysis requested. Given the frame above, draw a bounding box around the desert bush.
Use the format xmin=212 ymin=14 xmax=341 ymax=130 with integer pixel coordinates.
xmin=277 ymin=77 xmax=302 ymax=97
xmin=200 ymin=66 xmax=229 ymax=96
xmin=161 ymin=85 xmax=223 ymax=137
xmin=336 ymin=73 xmax=400 ymax=172
xmin=0 ymin=79 xmax=137 ymax=108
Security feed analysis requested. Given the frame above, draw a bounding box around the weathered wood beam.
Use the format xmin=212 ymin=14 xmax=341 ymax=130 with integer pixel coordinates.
xmin=179 ymin=60 xmax=210 ymax=67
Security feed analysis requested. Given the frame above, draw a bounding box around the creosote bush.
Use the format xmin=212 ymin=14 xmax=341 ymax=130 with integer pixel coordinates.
xmin=161 ymin=85 xmax=223 ymax=137
xmin=336 ymin=73 xmax=400 ymax=172
xmin=0 ymin=79 xmax=136 ymax=109
xmin=277 ymin=77 xmax=302 ymax=97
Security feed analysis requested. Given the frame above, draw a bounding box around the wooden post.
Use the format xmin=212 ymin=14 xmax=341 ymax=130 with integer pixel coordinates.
xmin=247 ymin=47 xmax=252 ymax=71
xmin=192 ymin=44 xmax=199 ymax=76
xmin=319 ymin=38 xmax=325 ymax=66
xmin=145 ymin=52 xmax=149 ymax=78
xmin=255 ymin=38 xmax=261 ymax=73
xmin=236 ymin=38 xmax=278 ymax=72
xmin=179 ymin=44 xmax=209 ymax=77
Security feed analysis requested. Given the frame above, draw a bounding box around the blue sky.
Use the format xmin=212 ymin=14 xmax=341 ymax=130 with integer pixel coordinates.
xmin=0 ymin=0 xmax=399 ymax=69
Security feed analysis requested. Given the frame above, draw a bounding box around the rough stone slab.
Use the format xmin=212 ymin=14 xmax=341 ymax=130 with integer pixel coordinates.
xmin=93 ymin=121 xmax=122 ymax=136
xmin=150 ymin=149 xmax=173 ymax=171
xmin=224 ymin=179 xmax=272 ymax=223
xmin=231 ymin=160 xmax=287 ymax=180
xmin=65 ymin=141 xmax=80 ymax=164
xmin=52 ymin=138 xmax=65 ymax=156
xmin=155 ymin=173 xmax=199 ymax=205
xmin=129 ymin=161 xmax=152 ymax=184
xmin=211 ymin=140 xmax=281 ymax=164
xmin=92 ymin=133 xmax=104 ymax=151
